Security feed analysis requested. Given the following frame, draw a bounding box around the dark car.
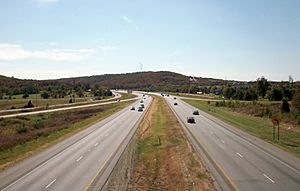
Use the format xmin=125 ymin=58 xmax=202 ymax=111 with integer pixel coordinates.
xmin=173 ymin=97 xmax=177 ymax=100
xmin=174 ymin=102 xmax=178 ymax=106
xmin=193 ymin=110 xmax=199 ymax=115
xmin=141 ymin=104 xmax=145 ymax=108
xmin=130 ymin=106 xmax=135 ymax=110
xmin=140 ymin=100 xmax=144 ymax=103
xmin=187 ymin=117 xmax=196 ymax=123
xmin=138 ymin=107 xmax=143 ymax=112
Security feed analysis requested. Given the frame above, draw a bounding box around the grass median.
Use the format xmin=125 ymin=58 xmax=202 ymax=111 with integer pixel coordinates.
xmin=0 ymin=100 xmax=134 ymax=170
xmin=131 ymin=96 xmax=215 ymax=190
xmin=183 ymin=99 xmax=300 ymax=157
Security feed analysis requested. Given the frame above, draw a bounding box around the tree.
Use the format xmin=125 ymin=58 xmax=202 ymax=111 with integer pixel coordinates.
xmin=223 ymin=85 xmax=235 ymax=99
xmin=268 ymin=88 xmax=283 ymax=101
xmin=41 ymin=91 xmax=50 ymax=99
xmin=292 ymin=92 xmax=300 ymax=112
xmin=22 ymin=92 xmax=29 ymax=99
xmin=281 ymin=97 xmax=290 ymax=113
xmin=256 ymin=77 xmax=270 ymax=98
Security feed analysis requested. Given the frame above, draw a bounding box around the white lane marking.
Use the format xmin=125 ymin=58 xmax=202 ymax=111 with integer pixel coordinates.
xmin=45 ymin=179 xmax=56 ymax=189
xmin=94 ymin=142 xmax=99 ymax=147
xmin=221 ymin=139 xmax=225 ymax=144
xmin=263 ymin=174 xmax=275 ymax=183
xmin=76 ymin=156 xmax=83 ymax=162
xmin=236 ymin=152 xmax=243 ymax=158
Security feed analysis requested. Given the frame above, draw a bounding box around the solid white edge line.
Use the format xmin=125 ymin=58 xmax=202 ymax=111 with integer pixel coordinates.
xmin=263 ymin=174 xmax=275 ymax=183
xmin=45 ymin=179 xmax=56 ymax=189
xmin=76 ymin=156 xmax=83 ymax=162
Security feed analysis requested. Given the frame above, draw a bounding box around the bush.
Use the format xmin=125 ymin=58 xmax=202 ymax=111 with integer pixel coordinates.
xmin=24 ymin=100 xmax=34 ymax=108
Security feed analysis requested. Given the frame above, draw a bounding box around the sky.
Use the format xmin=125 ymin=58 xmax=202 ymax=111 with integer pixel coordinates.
xmin=0 ymin=0 xmax=299 ymax=81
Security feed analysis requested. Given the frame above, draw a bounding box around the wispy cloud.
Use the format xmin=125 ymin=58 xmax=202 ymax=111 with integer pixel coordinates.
xmin=120 ymin=15 xmax=140 ymax=31
xmin=0 ymin=43 xmax=95 ymax=61
xmin=99 ymin=46 xmax=117 ymax=52
xmin=35 ymin=0 xmax=60 ymax=4
xmin=121 ymin=16 xmax=132 ymax=24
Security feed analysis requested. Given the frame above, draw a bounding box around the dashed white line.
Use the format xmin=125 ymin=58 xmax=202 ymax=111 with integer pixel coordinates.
xmin=76 ymin=156 xmax=83 ymax=162
xmin=236 ymin=152 xmax=243 ymax=158
xmin=94 ymin=142 xmax=99 ymax=147
xmin=221 ymin=139 xmax=225 ymax=144
xmin=263 ymin=174 xmax=275 ymax=183
xmin=45 ymin=179 xmax=56 ymax=189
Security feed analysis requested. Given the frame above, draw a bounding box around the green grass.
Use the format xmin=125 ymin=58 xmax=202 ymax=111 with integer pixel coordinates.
xmin=137 ymin=98 xmax=166 ymax=161
xmin=0 ymin=92 xmax=116 ymax=110
xmin=183 ymin=99 xmax=300 ymax=157
xmin=0 ymin=100 xmax=134 ymax=169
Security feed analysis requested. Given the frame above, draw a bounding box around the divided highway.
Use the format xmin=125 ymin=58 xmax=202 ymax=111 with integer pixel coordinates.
xmin=0 ymin=94 xmax=152 ymax=191
xmin=165 ymin=95 xmax=300 ymax=191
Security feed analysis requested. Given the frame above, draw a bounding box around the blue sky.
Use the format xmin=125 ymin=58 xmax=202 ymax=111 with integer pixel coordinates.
xmin=0 ymin=0 xmax=299 ymax=81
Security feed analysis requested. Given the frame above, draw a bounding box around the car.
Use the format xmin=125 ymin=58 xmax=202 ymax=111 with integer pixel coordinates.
xmin=187 ymin=117 xmax=196 ymax=123
xmin=130 ymin=106 xmax=135 ymax=110
xmin=193 ymin=110 xmax=199 ymax=115
xmin=174 ymin=102 xmax=178 ymax=106
xmin=137 ymin=107 xmax=143 ymax=112
xmin=140 ymin=100 xmax=144 ymax=103
xmin=141 ymin=104 xmax=145 ymax=108
xmin=173 ymin=97 xmax=177 ymax=100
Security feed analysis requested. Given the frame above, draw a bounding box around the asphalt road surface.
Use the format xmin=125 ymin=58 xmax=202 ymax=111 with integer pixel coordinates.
xmin=165 ymin=95 xmax=300 ymax=191
xmin=0 ymin=94 xmax=151 ymax=191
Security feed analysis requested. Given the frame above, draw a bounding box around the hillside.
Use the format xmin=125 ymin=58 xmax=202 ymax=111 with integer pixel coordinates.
xmin=0 ymin=71 xmax=226 ymax=95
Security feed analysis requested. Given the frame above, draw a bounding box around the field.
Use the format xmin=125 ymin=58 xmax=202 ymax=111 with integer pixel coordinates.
xmin=183 ymin=99 xmax=300 ymax=157
xmin=0 ymin=100 xmax=134 ymax=170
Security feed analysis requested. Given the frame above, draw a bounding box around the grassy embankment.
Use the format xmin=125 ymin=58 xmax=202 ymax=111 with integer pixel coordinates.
xmin=183 ymin=99 xmax=300 ymax=157
xmin=131 ymin=96 xmax=215 ymax=190
xmin=0 ymin=100 xmax=134 ymax=170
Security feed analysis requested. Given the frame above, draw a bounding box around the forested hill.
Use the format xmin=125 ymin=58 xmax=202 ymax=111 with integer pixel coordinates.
xmin=0 ymin=71 xmax=226 ymax=95
xmin=57 ymin=71 xmax=226 ymax=89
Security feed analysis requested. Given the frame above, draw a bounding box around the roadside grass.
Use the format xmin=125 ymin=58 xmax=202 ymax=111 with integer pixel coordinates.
xmin=0 ymin=95 xmax=101 ymax=110
xmin=0 ymin=100 xmax=134 ymax=170
xmin=133 ymin=96 xmax=215 ymax=190
xmin=118 ymin=92 xmax=137 ymax=100
xmin=183 ymin=99 xmax=300 ymax=157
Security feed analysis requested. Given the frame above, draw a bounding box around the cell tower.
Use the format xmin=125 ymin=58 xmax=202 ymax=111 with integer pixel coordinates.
xmin=139 ymin=62 xmax=143 ymax=71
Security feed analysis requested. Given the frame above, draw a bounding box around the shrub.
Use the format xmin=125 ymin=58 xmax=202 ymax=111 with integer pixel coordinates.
xmin=17 ymin=123 xmax=28 ymax=134
xmin=24 ymin=100 xmax=34 ymax=108
xmin=34 ymin=119 xmax=45 ymax=129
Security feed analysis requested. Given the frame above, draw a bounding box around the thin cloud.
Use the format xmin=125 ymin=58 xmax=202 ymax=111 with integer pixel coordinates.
xmin=35 ymin=0 xmax=60 ymax=4
xmin=0 ymin=43 xmax=95 ymax=61
xmin=99 ymin=46 xmax=118 ymax=52
xmin=120 ymin=15 xmax=140 ymax=31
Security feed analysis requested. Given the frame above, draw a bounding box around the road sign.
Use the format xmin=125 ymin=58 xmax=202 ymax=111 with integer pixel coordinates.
xmin=272 ymin=116 xmax=281 ymax=126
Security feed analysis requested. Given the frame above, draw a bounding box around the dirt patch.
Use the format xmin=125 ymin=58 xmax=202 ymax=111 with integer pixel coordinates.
xmin=129 ymin=96 xmax=215 ymax=191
